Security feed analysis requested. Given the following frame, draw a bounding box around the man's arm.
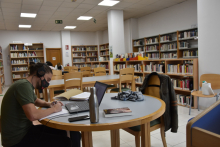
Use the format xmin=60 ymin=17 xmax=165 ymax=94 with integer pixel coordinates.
xmin=35 ymin=98 xmax=51 ymax=107
xmin=22 ymin=103 xmax=62 ymax=121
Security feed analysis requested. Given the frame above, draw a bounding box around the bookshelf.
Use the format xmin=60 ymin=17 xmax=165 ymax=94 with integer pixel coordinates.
xmin=9 ymin=43 xmax=44 ymax=82
xmin=113 ymin=58 xmax=198 ymax=109
xmin=99 ymin=43 xmax=110 ymax=61
xmin=132 ymin=28 xmax=198 ymax=59
xmin=0 ymin=46 xmax=4 ymax=94
xmin=72 ymin=45 xmax=110 ymax=75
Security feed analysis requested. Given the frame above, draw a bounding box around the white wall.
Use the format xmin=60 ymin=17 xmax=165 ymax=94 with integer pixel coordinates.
xmin=138 ymin=0 xmax=197 ymax=38
xmin=61 ymin=31 xmax=72 ymax=66
xmin=71 ymin=32 xmax=96 ymax=45
xmin=0 ymin=30 xmax=62 ymax=85
xmin=198 ymin=0 xmax=220 ymax=109
xmin=102 ymin=30 xmax=109 ymax=44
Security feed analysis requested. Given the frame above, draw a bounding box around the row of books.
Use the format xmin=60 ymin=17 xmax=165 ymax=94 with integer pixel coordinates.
xmin=133 ymin=40 xmax=144 ymax=46
xmin=73 ymin=64 xmax=90 ymax=68
xmin=146 ymin=53 xmax=160 ymax=59
xmin=11 ymin=53 xmax=27 ymax=58
xmin=73 ymin=59 xmax=85 ymax=62
xmin=100 ymin=64 xmax=109 ymax=69
xmin=171 ymin=78 xmax=193 ymax=90
xmin=183 ymin=50 xmax=198 ymax=57
xmin=87 ymin=52 xmax=97 ymax=56
xmin=29 ymin=58 xmax=41 ymax=63
xmin=100 ymin=45 xmax=109 ymax=50
xmin=72 ymin=47 xmax=86 ymax=51
xmin=99 ymin=56 xmax=109 ymax=61
xmin=179 ymin=42 xmax=189 ymax=48
xmin=143 ymin=62 xmax=164 ymax=73
xmin=146 ymin=45 xmax=159 ymax=51
xmin=12 ymin=67 xmax=28 ymax=71
xmin=73 ymin=53 xmax=86 ymax=57
xmin=86 ymin=47 xmax=97 ymax=51
xmin=12 ymin=73 xmax=28 ymax=79
xmin=91 ymin=64 xmax=100 ymax=68
xmin=160 ymin=35 xmax=172 ymax=42
xmin=127 ymin=64 xmax=142 ymax=72
xmin=178 ymin=30 xmax=198 ymax=39
xmin=137 ymin=47 xmax=145 ymax=52
xmin=160 ymin=43 xmax=177 ymax=51
xmin=160 ymin=53 xmax=177 ymax=59
xmin=145 ymin=38 xmax=158 ymax=44
xmin=87 ymin=58 xmax=98 ymax=62
xmin=100 ymin=51 xmax=109 ymax=55
xmin=167 ymin=64 xmax=193 ymax=74
xmin=114 ymin=64 xmax=126 ymax=71
xmin=135 ymin=76 xmax=143 ymax=84
xmin=176 ymin=94 xmax=193 ymax=106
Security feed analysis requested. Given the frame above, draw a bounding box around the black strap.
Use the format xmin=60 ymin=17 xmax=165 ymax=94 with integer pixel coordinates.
xmin=148 ymin=85 xmax=160 ymax=87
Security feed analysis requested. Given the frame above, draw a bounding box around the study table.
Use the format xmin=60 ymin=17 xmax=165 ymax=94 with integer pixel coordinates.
xmin=44 ymin=75 xmax=136 ymax=102
xmin=40 ymin=93 xmax=165 ymax=147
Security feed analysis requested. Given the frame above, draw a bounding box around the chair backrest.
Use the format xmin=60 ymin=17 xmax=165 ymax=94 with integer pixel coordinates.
xmin=51 ymin=75 xmax=63 ymax=80
xmin=64 ymin=72 xmax=83 ymax=91
xmin=69 ymin=66 xmax=78 ymax=73
xmin=94 ymin=67 xmax=106 ymax=76
xmin=64 ymin=66 xmax=70 ymax=72
xmin=80 ymin=67 xmax=91 ymax=77
xmin=200 ymin=74 xmax=220 ymax=90
xmin=119 ymin=68 xmax=134 ymax=92
xmin=144 ymin=75 xmax=160 ymax=98
xmin=52 ymin=70 xmax=62 ymax=76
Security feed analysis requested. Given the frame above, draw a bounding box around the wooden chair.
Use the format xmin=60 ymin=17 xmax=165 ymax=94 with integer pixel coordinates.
xmin=189 ymin=74 xmax=220 ymax=115
xmin=80 ymin=67 xmax=92 ymax=77
xmin=64 ymin=66 xmax=70 ymax=72
xmin=94 ymin=67 xmax=116 ymax=91
xmin=123 ymin=75 xmax=167 ymax=147
xmin=110 ymin=68 xmax=134 ymax=93
xmin=69 ymin=66 xmax=78 ymax=73
xmin=64 ymin=72 xmax=83 ymax=91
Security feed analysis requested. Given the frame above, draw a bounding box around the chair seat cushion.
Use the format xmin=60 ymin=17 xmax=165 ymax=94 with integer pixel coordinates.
xmin=129 ymin=118 xmax=161 ymax=132
xmin=191 ymin=91 xmax=217 ymax=98
xmin=54 ymin=90 xmax=65 ymax=94
xmin=111 ymin=88 xmax=131 ymax=92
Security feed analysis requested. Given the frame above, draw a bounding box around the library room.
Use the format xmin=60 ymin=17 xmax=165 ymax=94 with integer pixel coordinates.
xmin=0 ymin=0 xmax=220 ymax=147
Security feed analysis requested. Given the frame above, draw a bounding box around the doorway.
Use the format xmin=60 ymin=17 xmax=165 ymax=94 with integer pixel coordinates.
xmin=46 ymin=48 xmax=62 ymax=67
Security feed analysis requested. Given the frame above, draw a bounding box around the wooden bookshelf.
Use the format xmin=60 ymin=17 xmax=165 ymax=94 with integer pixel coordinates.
xmin=9 ymin=43 xmax=44 ymax=82
xmin=0 ymin=46 xmax=4 ymax=94
xmin=133 ymin=28 xmax=198 ymax=59
xmin=113 ymin=58 xmax=198 ymax=109
xmin=99 ymin=43 xmax=110 ymax=62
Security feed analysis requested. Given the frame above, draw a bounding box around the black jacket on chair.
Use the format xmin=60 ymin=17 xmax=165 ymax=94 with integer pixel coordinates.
xmin=140 ymin=72 xmax=178 ymax=132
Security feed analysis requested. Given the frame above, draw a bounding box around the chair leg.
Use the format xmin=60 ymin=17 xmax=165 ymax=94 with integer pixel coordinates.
xmin=135 ymin=136 xmax=140 ymax=147
xmin=197 ymin=96 xmax=200 ymax=111
xmin=160 ymin=128 xmax=167 ymax=147
xmin=216 ymin=95 xmax=219 ymax=102
xmin=189 ymin=94 xmax=193 ymax=115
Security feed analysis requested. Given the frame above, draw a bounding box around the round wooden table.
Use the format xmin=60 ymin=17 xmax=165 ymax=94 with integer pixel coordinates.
xmin=40 ymin=93 xmax=165 ymax=147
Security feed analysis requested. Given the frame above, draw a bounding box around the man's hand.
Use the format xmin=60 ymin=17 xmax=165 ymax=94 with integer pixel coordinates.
xmin=50 ymin=101 xmax=64 ymax=107
xmin=52 ymin=103 xmax=62 ymax=113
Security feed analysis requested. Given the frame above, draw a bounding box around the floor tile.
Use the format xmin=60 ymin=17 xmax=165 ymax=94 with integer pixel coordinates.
xmin=92 ymin=130 xmax=110 ymax=137
xmin=152 ymin=131 xmax=186 ymax=146
xmin=178 ymin=125 xmax=187 ymax=134
xmin=173 ymin=141 xmax=186 ymax=147
xmin=120 ymin=129 xmax=136 ymax=142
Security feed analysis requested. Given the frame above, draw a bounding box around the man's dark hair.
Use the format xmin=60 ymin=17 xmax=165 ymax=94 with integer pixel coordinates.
xmin=46 ymin=61 xmax=53 ymax=66
xmin=29 ymin=62 xmax=52 ymax=76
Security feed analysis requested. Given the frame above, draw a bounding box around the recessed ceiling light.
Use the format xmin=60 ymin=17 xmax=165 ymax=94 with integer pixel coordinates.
xmin=98 ymin=0 xmax=120 ymax=6
xmin=20 ymin=13 xmax=37 ymax=18
xmin=64 ymin=26 xmax=76 ymax=29
xmin=77 ymin=16 xmax=93 ymax=20
xmin=19 ymin=25 xmax=31 ymax=28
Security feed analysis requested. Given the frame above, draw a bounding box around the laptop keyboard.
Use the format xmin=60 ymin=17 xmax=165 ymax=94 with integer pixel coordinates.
xmin=73 ymin=101 xmax=89 ymax=111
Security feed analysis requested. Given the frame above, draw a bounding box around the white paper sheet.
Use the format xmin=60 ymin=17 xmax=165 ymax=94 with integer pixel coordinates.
xmin=70 ymin=92 xmax=90 ymax=100
xmin=39 ymin=109 xmax=69 ymax=121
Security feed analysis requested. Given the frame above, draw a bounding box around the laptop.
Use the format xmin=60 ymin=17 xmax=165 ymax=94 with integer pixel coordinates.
xmin=65 ymin=81 xmax=108 ymax=113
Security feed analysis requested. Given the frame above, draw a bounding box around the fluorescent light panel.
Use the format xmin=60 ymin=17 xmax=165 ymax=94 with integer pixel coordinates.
xmin=19 ymin=25 xmax=31 ymax=28
xmin=20 ymin=13 xmax=37 ymax=18
xmin=64 ymin=26 xmax=76 ymax=29
xmin=98 ymin=0 xmax=120 ymax=6
xmin=77 ymin=16 xmax=93 ymax=20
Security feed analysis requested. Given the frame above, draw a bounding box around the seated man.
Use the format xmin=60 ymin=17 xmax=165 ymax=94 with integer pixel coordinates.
xmin=1 ymin=63 xmax=81 ymax=147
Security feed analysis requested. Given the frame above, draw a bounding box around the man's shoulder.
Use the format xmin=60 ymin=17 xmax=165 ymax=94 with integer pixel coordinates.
xmin=13 ymin=79 xmax=32 ymax=90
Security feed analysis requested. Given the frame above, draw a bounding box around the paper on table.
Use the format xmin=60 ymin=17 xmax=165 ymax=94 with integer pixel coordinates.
xmin=39 ymin=109 xmax=69 ymax=121
xmin=70 ymin=92 xmax=90 ymax=100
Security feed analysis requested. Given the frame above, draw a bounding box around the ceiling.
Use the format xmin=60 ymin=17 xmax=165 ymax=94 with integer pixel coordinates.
xmin=0 ymin=0 xmax=187 ymax=32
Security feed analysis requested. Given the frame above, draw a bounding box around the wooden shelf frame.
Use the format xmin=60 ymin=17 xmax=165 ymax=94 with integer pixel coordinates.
xmin=9 ymin=43 xmax=45 ymax=82
xmin=113 ymin=58 xmax=198 ymax=109
xmin=133 ymin=28 xmax=198 ymax=59
xmin=99 ymin=43 xmax=110 ymax=61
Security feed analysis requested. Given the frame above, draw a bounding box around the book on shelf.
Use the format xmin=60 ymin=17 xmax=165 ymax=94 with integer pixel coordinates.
xmin=127 ymin=64 xmax=143 ymax=72
xmin=135 ymin=76 xmax=143 ymax=84
xmin=114 ymin=64 xmax=126 ymax=71
xmin=160 ymin=43 xmax=177 ymax=51
xmin=145 ymin=37 xmax=158 ymax=44
xmin=167 ymin=64 xmax=193 ymax=74
xmin=179 ymin=42 xmax=189 ymax=48
xmin=73 ymin=58 xmax=86 ymax=62
xmin=171 ymin=78 xmax=193 ymax=90
xmin=54 ymin=89 xmax=90 ymax=101
xmin=160 ymin=52 xmax=177 ymax=59
xmin=137 ymin=47 xmax=145 ymax=52
xmin=183 ymin=50 xmax=198 ymax=57
xmin=133 ymin=40 xmax=144 ymax=46
xmin=143 ymin=62 xmax=165 ymax=73
xmin=176 ymin=94 xmax=193 ymax=106
xmin=73 ymin=53 xmax=86 ymax=57
xmin=146 ymin=53 xmax=160 ymax=59
xmin=103 ymin=107 xmax=133 ymax=118
xmin=72 ymin=47 xmax=86 ymax=51
xmin=178 ymin=30 xmax=198 ymax=39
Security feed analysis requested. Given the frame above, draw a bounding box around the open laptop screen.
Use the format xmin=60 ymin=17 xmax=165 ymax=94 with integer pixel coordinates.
xmin=94 ymin=81 xmax=108 ymax=106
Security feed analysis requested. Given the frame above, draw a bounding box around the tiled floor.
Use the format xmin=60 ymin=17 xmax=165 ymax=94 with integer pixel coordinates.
xmin=0 ymin=86 xmax=203 ymax=147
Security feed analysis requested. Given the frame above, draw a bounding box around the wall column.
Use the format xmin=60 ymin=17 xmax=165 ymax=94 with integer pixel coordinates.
xmin=61 ymin=31 xmax=72 ymax=66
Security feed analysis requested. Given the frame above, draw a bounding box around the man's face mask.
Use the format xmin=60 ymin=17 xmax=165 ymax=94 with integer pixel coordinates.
xmin=40 ymin=78 xmax=49 ymax=89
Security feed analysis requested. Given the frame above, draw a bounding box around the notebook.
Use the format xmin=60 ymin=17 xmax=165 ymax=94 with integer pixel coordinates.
xmin=65 ymin=81 xmax=108 ymax=113
xmin=54 ymin=89 xmax=90 ymax=101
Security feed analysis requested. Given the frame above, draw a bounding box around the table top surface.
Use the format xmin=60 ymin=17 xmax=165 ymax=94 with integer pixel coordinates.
xmin=40 ymin=93 xmax=165 ymax=131
xmin=49 ymin=75 xmax=120 ymax=86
